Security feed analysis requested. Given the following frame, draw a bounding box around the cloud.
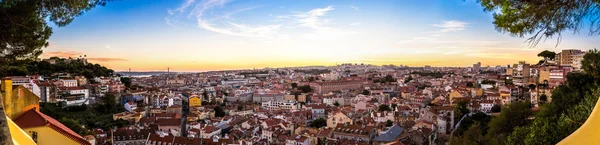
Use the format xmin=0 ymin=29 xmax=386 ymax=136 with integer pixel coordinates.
xmin=42 ymin=51 xmax=82 ymax=58
xmin=87 ymin=57 xmax=129 ymax=62
xmin=349 ymin=5 xmax=359 ymax=10
xmin=432 ymin=20 xmax=468 ymax=32
xmin=166 ymin=0 xmax=280 ymax=38
xmin=350 ymin=22 xmax=361 ymax=26
xmin=293 ymin=6 xmax=334 ymax=29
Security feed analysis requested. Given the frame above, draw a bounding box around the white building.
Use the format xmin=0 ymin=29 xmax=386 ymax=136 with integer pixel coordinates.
xmin=60 ymin=79 xmax=78 ymax=87
xmin=261 ymin=100 xmax=299 ymax=110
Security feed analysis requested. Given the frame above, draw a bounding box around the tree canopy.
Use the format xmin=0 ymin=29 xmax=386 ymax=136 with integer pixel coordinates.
xmin=537 ymin=50 xmax=557 ymax=60
xmin=478 ymin=0 xmax=600 ymax=47
xmin=0 ymin=0 xmax=108 ymax=65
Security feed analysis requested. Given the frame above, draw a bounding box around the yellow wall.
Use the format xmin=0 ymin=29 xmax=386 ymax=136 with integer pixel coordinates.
xmin=449 ymin=91 xmax=463 ymax=100
xmin=189 ymin=96 xmax=202 ymax=107
xmin=23 ymin=126 xmax=82 ymax=145
xmin=538 ymin=68 xmax=549 ymax=84
xmin=2 ymin=79 xmax=41 ymax=120
xmin=327 ymin=112 xmax=352 ymax=128
xmin=6 ymin=116 xmax=36 ymax=145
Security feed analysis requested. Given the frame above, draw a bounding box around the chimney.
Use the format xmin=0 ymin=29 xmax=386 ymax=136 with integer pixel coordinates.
xmin=1 ymin=78 xmax=13 ymax=118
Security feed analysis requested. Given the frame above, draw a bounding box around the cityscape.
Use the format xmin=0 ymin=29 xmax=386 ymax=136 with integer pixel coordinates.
xmin=1 ymin=1 xmax=600 ymax=145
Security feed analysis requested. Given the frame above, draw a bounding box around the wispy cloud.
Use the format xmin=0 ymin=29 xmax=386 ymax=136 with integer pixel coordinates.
xmin=87 ymin=57 xmax=129 ymax=62
xmin=293 ymin=6 xmax=335 ymax=29
xmin=349 ymin=5 xmax=359 ymax=10
xmin=432 ymin=20 xmax=469 ymax=32
xmin=166 ymin=0 xmax=279 ymax=38
xmin=279 ymin=6 xmax=357 ymax=40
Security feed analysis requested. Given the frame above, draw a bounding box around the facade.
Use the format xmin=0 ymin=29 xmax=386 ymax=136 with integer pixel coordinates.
xmin=58 ymin=87 xmax=90 ymax=106
xmin=189 ymin=95 xmax=202 ymax=107
xmin=327 ymin=111 xmax=352 ymax=128
xmin=312 ymin=80 xmax=366 ymax=94
xmin=2 ymin=78 xmax=40 ymax=120
xmin=13 ymin=109 xmax=92 ymax=145
xmin=262 ymin=100 xmax=299 ymax=110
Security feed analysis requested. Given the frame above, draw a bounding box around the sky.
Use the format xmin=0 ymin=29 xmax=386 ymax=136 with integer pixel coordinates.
xmin=42 ymin=0 xmax=600 ymax=72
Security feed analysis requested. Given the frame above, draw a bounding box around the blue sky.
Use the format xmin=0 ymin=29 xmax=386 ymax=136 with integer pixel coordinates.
xmin=43 ymin=0 xmax=600 ymax=71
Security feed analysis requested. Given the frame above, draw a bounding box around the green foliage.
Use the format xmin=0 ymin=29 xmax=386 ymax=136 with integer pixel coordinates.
xmin=537 ymin=50 xmax=557 ymax=60
xmin=404 ymin=75 xmax=413 ymax=83
xmin=490 ymin=104 xmax=501 ymax=113
xmin=333 ymin=101 xmax=340 ymax=106
xmin=477 ymin=0 xmax=600 ymax=47
xmin=582 ymin=49 xmax=600 ymax=79
xmin=450 ymin=122 xmax=486 ymax=145
xmin=481 ymin=79 xmax=496 ymax=85
xmin=39 ymin=100 xmax=129 ymax=136
xmin=214 ymin=106 xmax=226 ymax=117
xmin=454 ymin=100 xmax=470 ymax=125
xmin=466 ymin=82 xmax=474 ymax=87
xmin=291 ymin=82 xmax=298 ymax=88
xmin=120 ymin=77 xmax=132 ymax=89
xmin=298 ymin=85 xmax=313 ymax=93
xmin=385 ymin=120 xmax=393 ymax=127
xmin=309 ymin=118 xmax=327 ymax=128
xmin=378 ymin=104 xmax=391 ymax=112
xmin=0 ymin=58 xmax=115 ymax=78
xmin=361 ymin=89 xmax=370 ymax=95
xmin=488 ymin=102 xmax=532 ymax=137
xmin=0 ymin=0 xmax=108 ymax=71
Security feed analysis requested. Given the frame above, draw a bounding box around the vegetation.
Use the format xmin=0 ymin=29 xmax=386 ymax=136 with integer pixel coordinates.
xmin=386 ymin=120 xmax=394 ymax=127
xmin=378 ymin=104 xmax=391 ymax=112
xmin=478 ymin=0 xmax=600 ymax=47
xmin=298 ymin=85 xmax=313 ymax=93
xmin=333 ymin=101 xmax=340 ymax=106
xmin=491 ymin=104 xmax=501 ymax=113
xmin=537 ymin=50 xmax=557 ymax=60
xmin=453 ymin=100 xmax=470 ymax=125
xmin=404 ymin=75 xmax=413 ymax=83
xmin=374 ymin=75 xmax=397 ymax=83
xmin=291 ymin=82 xmax=298 ymax=88
xmin=481 ymin=79 xmax=496 ymax=85
xmin=0 ymin=58 xmax=115 ymax=78
xmin=309 ymin=118 xmax=327 ymax=128
xmin=0 ymin=0 xmax=108 ymax=69
xmin=361 ymin=90 xmax=370 ymax=95
xmin=39 ymin=94 xmax=129 ymax=136
xmin=120 ymin=77 xmax=132 ymax=88
xmin=450 ymin=50 xmax=600 ymax=144
xmin=214 ymin=106 xmax=226 ymax=117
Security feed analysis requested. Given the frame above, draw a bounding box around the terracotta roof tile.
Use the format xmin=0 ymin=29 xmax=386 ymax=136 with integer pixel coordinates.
xmin=13 ymin=109 xmax=91 ymax=145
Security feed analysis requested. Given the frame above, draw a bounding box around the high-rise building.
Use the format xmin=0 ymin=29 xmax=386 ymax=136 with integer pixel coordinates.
xmin=556 ymin=49 xmax=586 ymax=71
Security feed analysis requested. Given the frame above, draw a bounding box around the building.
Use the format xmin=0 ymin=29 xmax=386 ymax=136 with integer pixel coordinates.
xmin=556 ymin=49 xmax=586 ymax=68
xmin=13 ymin=109 xmax=92 ymax=145
xmin=1 ymin=78 xmax=40 ymax=120
xmin=373 ymin=125 xmax=404 ymax=145
xmin=327 ymin=111 xmax=353 ymax=128
xmin=59 ymin=79 xmax=79 ymax=87
xmin=473 ymin=62 xmax=481 ymax=73
xmin=261 ymin=100 xmax=299 ymax=110
xmin=189 ymin=95 xmax=202 ymax=107
xmin=312 ymin=80 xmax=366 ymax=94
xmin=511 ymin=61 xmax=531 ymax=86
xmin=58 ymin=86 xmax=90 ymax=106
xmin=332 ymin=123 xmax=376 ymax=143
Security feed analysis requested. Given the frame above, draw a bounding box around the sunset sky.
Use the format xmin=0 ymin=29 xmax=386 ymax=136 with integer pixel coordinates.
xmin=42 ymin=0 xmax=600 ymax=72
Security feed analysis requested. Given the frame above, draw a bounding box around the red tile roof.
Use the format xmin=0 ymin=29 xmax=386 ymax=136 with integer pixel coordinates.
xmin=13 ymin=109 xmax=91 ymax=145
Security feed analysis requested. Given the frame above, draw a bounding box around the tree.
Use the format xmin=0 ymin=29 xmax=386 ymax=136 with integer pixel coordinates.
xmin=581 ymin=49 xmax=600 ymax=79
xmin=291 ymin=82 xmax=298 ymax=88
xmin=309 ymin=118 xmax=327 ymax=128
xmin=237 ymin=105 xmax=243 ymax=111
xmin=391 ymin=103 xmax=398 ymax=110
xmin=386 ymin=120 xmax=394 ymax=127
xmin=333 ymin=101 xmax=340 ymax=106
xmin=454 ymin=100 xmax=470 ymax=123
xmin=528 ymin=84 xmax=537 ymax=90
xmin=477 ymin=0 xmax=600 ymax=47
xmin=539 ymin=94 xmax=548 ymax=104
xmin=404 ymin=75 xmax=413 ymax=83
xmin=361 ymin=90 xmax=370 ymax=95
xmin=202 ymin=91 xmax=209 ymax=102
xmin=214 ymin=106 xmax=226 ymax=117
xmin=491 ymin=104 xmax=501 ymax=113
xmin=378 ymin=104 xmax=391 ymax=112
xmin=0 ymin=0 xmax=108 ymax=69
xmin=487 ymin=101 xmax=532 ymax=141
xmin=538 ymin=50 xmax=557 ymax=60
xmin=504 ymin=78 xmax=513 ymax=85
xmin=120 ymin=77 xmax=132 ymax=89
xmin=298 ymin=85 xmax=312 ymax=93
xmin=466 ymin=82 xmax=474 ymax=87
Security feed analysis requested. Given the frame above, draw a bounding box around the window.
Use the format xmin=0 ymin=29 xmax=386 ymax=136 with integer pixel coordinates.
xmin=30 ymin=131 xmax=38 ymax=143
